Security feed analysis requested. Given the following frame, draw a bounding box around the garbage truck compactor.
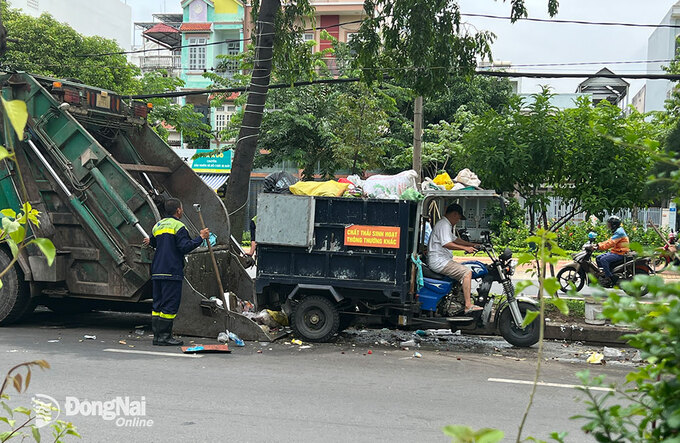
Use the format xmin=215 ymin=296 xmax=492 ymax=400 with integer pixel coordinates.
xmin=0 ymin=73 xmax=269 ymax=341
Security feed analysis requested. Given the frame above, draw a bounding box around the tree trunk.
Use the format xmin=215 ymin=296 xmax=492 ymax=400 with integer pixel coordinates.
xmin=413 ymin=96 xmax=423 ymax=186
xmin=224 ymin=0 xmax=279 ymax=242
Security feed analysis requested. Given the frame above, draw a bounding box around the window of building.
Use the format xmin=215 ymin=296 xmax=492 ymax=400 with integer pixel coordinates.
xmin=222 ymin=41 xmax=240 ymax=78
xmin=188 ymin=37 xmax=207 ymax=70
xmin=214 ymin=105 xmax=237 ymax=134
xmin=304 ymin=33 xmax=316 ymax=52
xmin=27 ymin=0 xmax=39 ymax=9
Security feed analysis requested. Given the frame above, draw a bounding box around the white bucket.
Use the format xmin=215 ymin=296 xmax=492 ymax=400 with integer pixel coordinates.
xmin=584 ymin=298 xmax=605 ymax=325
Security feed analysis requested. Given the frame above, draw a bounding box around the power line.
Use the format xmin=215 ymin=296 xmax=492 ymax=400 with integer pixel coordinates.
xmin=461 ymin=12 xmax=680 ymax=29
xmin=127 ymin=70 xmax=680 ymax=100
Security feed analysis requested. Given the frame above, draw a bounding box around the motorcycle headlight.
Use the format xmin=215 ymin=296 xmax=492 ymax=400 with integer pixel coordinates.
xmin=505 ymin=259 xmax=518 ymax=275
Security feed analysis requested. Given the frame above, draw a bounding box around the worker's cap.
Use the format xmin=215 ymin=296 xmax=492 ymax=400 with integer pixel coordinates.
xmin=445 ymin=203 xmax=466 ymax=220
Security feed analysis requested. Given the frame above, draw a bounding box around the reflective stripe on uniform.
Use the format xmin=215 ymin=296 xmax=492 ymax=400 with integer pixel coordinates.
xmin=159 ymin=312 xmax=177 ymax=319
xmin=152 ymin=311 xmax=161 ymax=317
xmin=152 ymin=218 xmax=186 ymax=237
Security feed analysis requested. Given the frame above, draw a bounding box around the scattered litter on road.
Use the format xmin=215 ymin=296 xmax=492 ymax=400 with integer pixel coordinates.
xmin=413 ymin=351 xmax=422 ymax=358
xmin=134 ymin=329 xmax=144 ymax=336
xmin=367 ymin=350 xmax=373 ymax=354
xmin=217 ymin=332 xmax=229 ymax=344
xmin=47 ymin=340 xmax=60 ymax=343
xmin=587 ymin=352 xmax=605 ymax=364
xmin=299 ymin=345 xmax=312 ymax=350
xmin=631 ymin=350 xmax=642 ymax=363
xmin=182 ymin=344 xmax=231 ymax=354
xmin=291 ymin=339 xmax=303 ymax=345
xmin=118 ymin=340 xmax=127 ymax=345
xmin=603 ymin=346 xmax=623 ymax=359
xmin=83 ymin=335 xmax=96 ymax=340
xmin=414 ymin=330 xmax=427 ymax=337
xmin=257 ymin=350 xmax=263 ymax=354
xmin=227 ymin=331 xmax=245 ymax=347
xmin=400 ymin=340 xmax=416 ymax=347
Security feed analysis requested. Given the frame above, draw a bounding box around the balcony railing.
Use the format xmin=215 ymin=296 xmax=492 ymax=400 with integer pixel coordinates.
xmin=140 ymin=55 xmax=181 ymax=70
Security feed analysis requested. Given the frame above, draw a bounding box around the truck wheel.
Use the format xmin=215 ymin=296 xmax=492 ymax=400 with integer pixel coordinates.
xmin=498 ymin=301 xmax=540 ymax=347
xmin=0 ymin=249 xmax=33 ymax=325
xmin=291 ymin=295 xmax=340 ymax=342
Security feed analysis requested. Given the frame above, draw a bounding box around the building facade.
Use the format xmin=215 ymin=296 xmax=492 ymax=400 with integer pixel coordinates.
xmin=645 ymin=1 xmax=680 ymax=112
xmin=8 ymin=0 xmax=131 ymax=49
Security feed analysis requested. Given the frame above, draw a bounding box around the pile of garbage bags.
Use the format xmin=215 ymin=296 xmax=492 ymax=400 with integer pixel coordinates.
xmin=263 ymin=168 xmax=482 ymax=201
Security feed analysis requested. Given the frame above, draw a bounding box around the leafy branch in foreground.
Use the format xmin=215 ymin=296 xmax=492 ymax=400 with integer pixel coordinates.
xmin=0 ymin=360 xmax=80 ymax=442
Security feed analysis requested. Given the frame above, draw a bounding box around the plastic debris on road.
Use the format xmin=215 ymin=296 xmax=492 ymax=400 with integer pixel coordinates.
xmin=586 ymin=352 xmax=605 ymax=364
xmin=291 ymin=339 xmax=303 ymax=345
xmin=400 ymin=340 xmax=416 ymax=347
xmin=227 ymin=331 xmax=245 ymax=347
xmin=603 ymin=346 xmax=623 ymax=359
xmin=83 ymin=335 xmax=96 ymax=340
xmin=413 ymin=352 xmax=422 ymax=358
xmin=217 ymin=332 xmax=229 ymax=344
xmin=414 ymin=330 xmax=427 ymax=337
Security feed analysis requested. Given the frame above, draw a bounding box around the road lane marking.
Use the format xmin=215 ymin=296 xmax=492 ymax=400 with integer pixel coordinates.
xmin=103 ymin=349 xmax=203 ymax=358
xmin=488 ymin=377 xmax=614 ymax=392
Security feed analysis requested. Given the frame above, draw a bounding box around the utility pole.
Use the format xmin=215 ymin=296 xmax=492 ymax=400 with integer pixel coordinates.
xmin=412 ymin=96 xmax=423 ymax=186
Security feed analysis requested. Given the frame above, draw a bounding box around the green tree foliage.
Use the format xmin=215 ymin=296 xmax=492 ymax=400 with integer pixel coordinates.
xmin=464 ymin=91 xmax=659 ymax=231
xmin=423 ymin=75 xmax=514 ymax=125
xmin=255 ymin=83 xmax=396 ymax=178
xmin=464 ymin=90 xmax=565 ymax=229
xmin=1 ymin=5 xmax=140 ymax=94
xmin=138 ymin=71 xmax=212 ymax=148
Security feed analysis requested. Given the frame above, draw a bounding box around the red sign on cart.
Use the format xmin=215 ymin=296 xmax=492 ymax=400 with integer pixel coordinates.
xmin=344 ymin=225 xmax=400 ymax=249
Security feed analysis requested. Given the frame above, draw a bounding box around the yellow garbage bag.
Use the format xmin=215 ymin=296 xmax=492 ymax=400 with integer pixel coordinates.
xmin=289 ymin=180 xmax=349 ymax=197
xmin=433 ymin=172 xmax=454 ymax=190
xmin=267 ymin=309 xmax=289 ymax=326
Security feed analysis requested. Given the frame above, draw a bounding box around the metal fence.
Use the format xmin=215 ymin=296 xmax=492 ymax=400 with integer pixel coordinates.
xmin=517 ymin=195 xmax=664 ymax=227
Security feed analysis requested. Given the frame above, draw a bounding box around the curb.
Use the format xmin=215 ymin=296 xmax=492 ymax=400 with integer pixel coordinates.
xmin=544 ymin=322 xmax=634 ymax=345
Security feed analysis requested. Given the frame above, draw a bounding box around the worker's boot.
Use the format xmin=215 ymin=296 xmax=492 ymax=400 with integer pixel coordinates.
xmin=156 ymin=318 xmax=184 ymax=346
xmin=151 ymin=316 xmax=160 ymax=345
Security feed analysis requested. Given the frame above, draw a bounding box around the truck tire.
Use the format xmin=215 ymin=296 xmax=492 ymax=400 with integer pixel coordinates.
xmin=498 ymin=301 xmax=540 ymax=347
xmin=0 ymin=249 xmax=33 ymax=325
xmin=291 ymin=295 xmax=340 ymax=342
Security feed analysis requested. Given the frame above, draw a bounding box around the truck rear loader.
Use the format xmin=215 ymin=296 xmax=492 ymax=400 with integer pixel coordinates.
xmin=0 ymin=73 xmax=269 ymax=341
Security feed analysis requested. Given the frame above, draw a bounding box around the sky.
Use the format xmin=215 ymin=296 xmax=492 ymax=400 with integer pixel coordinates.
xmin=123 ymin=0 xmax=678 ymax=96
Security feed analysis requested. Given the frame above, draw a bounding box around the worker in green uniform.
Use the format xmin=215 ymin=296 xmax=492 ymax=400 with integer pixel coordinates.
xmin=143 ymin=198 xmax=209 ymax=346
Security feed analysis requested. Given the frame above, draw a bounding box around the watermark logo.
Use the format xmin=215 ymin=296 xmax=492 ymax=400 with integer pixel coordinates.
xmin=30 ymin=396 xmax=153 ymax=428
xmin=31 ymin=394 xmax=60 ymax=428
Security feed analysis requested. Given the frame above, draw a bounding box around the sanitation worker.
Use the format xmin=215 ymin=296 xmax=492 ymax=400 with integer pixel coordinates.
xmin=143 ymin=198 xmax=209 ymax=346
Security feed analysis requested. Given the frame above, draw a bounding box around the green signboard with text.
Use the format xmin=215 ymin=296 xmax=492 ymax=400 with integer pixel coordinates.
xmin=191 ymin=149 xmax=232 ymax=173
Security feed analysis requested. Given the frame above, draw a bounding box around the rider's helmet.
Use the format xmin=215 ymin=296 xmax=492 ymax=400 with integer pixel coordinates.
xmin=606 ymin=215 xmax=621 ymax=232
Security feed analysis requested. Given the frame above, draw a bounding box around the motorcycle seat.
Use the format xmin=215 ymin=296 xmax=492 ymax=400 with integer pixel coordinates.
xmin=421 ymin=263 xmax=453 ymax=281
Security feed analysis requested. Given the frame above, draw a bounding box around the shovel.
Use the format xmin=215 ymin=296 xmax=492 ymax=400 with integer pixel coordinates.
xmin=193 ymin=203 xmax=230 ymax=311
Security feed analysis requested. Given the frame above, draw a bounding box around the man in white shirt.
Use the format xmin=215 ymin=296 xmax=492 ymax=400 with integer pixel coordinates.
xmin=427 ymin=203 xmax=482 ymax=314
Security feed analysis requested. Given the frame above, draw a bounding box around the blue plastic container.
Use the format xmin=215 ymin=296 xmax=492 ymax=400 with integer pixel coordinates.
xmin=419 ymin=278 xmax=452 ymax=311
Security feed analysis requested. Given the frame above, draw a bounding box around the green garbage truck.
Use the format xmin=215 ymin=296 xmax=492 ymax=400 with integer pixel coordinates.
xmin=0 ymin=73 xmax=268 ymax=340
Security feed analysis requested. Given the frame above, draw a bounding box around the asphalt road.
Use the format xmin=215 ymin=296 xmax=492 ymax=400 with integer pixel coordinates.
xmin=0 ymin=310 xmax=635 ymax=443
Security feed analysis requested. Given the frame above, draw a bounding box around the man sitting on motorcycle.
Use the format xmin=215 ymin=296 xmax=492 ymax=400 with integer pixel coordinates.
xmin=591 ymin=215 xmax=629 ymax=286
xmin=428 ymin=203 xmax=483 ymax=314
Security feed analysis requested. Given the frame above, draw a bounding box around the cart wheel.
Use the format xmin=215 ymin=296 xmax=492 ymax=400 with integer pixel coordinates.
xmin=291 ymin=295 xmax=340 ymax=342
xmin=0 ymin=249 xmax=34 ymax=325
